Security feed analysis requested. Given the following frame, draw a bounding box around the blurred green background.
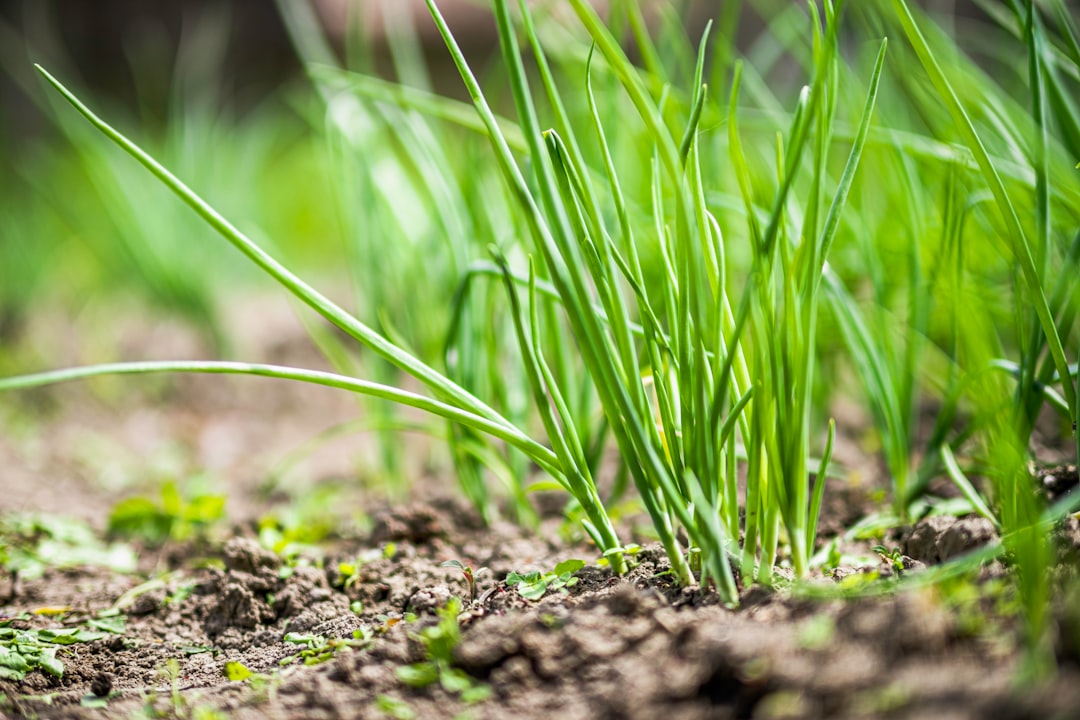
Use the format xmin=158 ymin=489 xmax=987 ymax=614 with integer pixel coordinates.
xmin=0 ymin=1 xmax=328 ymax=361
xmin=0 ymin=0 xmax=1025 ymax=363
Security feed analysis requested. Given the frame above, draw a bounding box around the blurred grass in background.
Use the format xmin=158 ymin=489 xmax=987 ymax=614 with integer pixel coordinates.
xmin=0 ymin=1 xmax=337 ymax=360
xmin=1 ymin=0 xmax=1077 ymax=525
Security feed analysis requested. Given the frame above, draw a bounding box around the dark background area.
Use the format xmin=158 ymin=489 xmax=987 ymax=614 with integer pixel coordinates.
xmin=0 ymin=1 xmax=300 ymax=142
xmin=0 ymin=0 xmax=1020 ymax=151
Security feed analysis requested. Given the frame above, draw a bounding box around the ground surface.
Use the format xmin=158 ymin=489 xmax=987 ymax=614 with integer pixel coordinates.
xmin=2 ymin=299 xmax=1080 ymax=720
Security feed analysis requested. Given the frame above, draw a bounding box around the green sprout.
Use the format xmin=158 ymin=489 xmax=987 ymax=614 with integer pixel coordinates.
xmin=396 ymin=598 xmax=490 ymax=704
xmin=505 ymin=559 xmax=585 ymax=601
xmin=224 ymin=661 xmax=281 ymax=704
xmin=872 ymin=545 xmax=906 ymax=575
xmin=280 ymin=628 xmax=373 ymax=667
xmin=0 ymin=611 xmax=127 ymax=682
xmin=107 ymin=481 xmax=226 ymax=545
xmin=0 ymin=513 xmax=137 ymax=589
xmin=376 ymin=694 xmax=416 ymax=720
xmin=441 ymin=559 xmax=488 ymax=605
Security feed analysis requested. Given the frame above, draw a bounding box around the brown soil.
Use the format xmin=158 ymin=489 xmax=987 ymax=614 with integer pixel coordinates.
xmin=2 ymin=300 xmax=1080 ymax=720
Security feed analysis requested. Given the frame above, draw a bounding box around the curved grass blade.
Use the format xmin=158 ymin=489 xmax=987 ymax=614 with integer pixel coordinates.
xmin=311 ymin=65 xmax=527 ymax=153
xmin=0 ymin=360 xmax=562 ymax=479
xmin=491 ymin=251 xmax=625 ymax=571
xmin=678 ymin=21 xmax=712 ymax=166
xmin=940 ymin=443 xmax=1001 ymax=530
xmin=33 ymin=64 xmax=516 ymax=434
xmin=813 ymin=37 xmax=888 ymax=287
xmin=806 ymin=418 xmax=836 ymax=553
xmin=890 ymin=0 xmax=1077 ymax=436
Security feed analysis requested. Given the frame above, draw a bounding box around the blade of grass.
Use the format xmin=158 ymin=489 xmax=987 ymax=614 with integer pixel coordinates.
xmin=940 ymin=443 xmax=1001 ymax=530
xmin=312 ymin=66 xmax=527 ymax=152
xmin=33 ymin=64 xmax=518 ymax=433
xmin=890 ymin=0 xmax=1077 ymax=443
xmin=0 ymin=360 xmax=561 ymax=479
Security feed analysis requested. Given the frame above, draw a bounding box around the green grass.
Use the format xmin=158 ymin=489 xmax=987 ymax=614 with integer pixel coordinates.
xmin=0 ymin=0 xmax=1077 ymax=667
xmin=0 ymin=9 xmax=343 ymax=353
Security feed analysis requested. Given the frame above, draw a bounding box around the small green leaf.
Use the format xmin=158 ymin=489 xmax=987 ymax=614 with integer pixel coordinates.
xmin=553 ymin=559 xmax=585 ymax=576
xmin=0 ymin=649 xmax=31 ymax=674
xmin=224 ymin=661 xmax=253 ymax=682
xmin=516 ymin=581 xmax=549 ymax=601
xmin=505 ymin=571 xmax=540 ymax=585
xmin=107 ymin=498 xmax=172 ymax=543
xmin=283 ymin=633 xmax=320 ymax=646
xmin=460 ymin=683 xmax=493 ymax=704
xmin=396 ymin=661 xmax=439 ymax=688
xmin=0 ymin=666 xmax=26 ymax=681
xmin=80 ymin=694 xmax=110 ymax=708
xmin=38 ymin=648 xmax=64 ymax=678
xmin=73 ymin=628 xmax=107 ymax=643
xmin=304 ymin=651 xmax=333 ymax=665
xmin=376 ymin=695 xmax=416 ymax=720
xmin=39 ymin=628 xmax=101 ymax=645
xmin=183 ymin=494 xmax=226 ymax=524
xmin=439 ymin=666 xmax=473 ymax=694
xmin=87 ymin=614 xmax=126 ymax=634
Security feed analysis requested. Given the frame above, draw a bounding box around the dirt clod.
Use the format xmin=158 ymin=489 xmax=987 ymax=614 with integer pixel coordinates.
xmin=223 ymin=536 xmax=281 ymax=574
xmin=903 ymin=515 xmax=998 ymax=564
xmin=406 ymin=584 xmax=454 ymax=615
xmin=125 ymin=587 xmax=164 ymax=616
xmin=1035 ymin=464 xmax=1079 ymax=502
xmin=89 ymin=672 xmax=114 ymax=698
xmin=370 ymin=503 xmax=445 ymax=544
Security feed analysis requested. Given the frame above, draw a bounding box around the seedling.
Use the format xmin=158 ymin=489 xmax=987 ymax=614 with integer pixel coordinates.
xmin=873 ymin=545 xmax=906 ymax=575
xmin=107 ymin=481 xmax=225 ymax=545
xmin=377 ymin=695 xmax=417 ymax=720
xmin=224 ymin=661 xmax=255 ymax=682
xmin=505 ymin=559 xmax=585 ymax=601
xmin=0 ymin=512 xmax=136 ymax=591
xmin=257 ymin=520 xmax=320 ymax=565
xmin=224 ymin=661 xmax=280 ymax=704
xmin=441 ymin=559 xmax=488 ymax=605
xmin=280 ymin=628 xmax=373 ymax=666
xmin=335 ymin=561 xmax=364 ymax=592
xmin=150 ymin=659 xmax=193 ymax=720
xmin=334 ymin=545 xmax=404 ymax=591
xmin=86 ymin=610 xmax=127 ymax=635
xmin=397 ymin=598 xmax=490 ymax=704
xmin=596 ymin=544 xmax=642 ymax=570
xmin=0 ymin=613 xmax=120 ymax=681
